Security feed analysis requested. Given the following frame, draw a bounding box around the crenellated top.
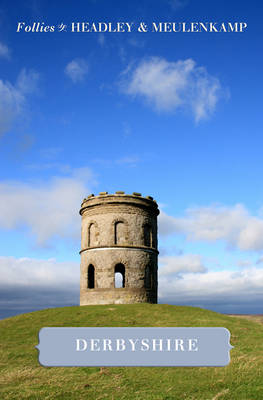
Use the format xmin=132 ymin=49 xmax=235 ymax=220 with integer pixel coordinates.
xmin=80 ymin=191 xmax=159 ymax=216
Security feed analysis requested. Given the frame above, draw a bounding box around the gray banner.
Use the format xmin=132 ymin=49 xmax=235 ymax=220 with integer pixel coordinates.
xmin=36 ymin=327 xmax=233 ymax=367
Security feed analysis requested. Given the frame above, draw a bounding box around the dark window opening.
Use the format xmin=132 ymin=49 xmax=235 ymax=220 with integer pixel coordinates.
xmin=114 ymin=263 xmax=125 ymax=288
xmin=145 ymin=265 xmax=152 ymax=289
xmin=87 ymin=264 xmax=95 ymax=289
xmin=144 ymin=224 xmax=152 ymax=247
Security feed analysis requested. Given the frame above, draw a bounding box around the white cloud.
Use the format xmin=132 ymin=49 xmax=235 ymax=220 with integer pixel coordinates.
xmin=159 ymin=204 xmax=263 ymax=251
xmin=159 ymin=254 xmax=207 ymax=276
xmin=0 ymin=256 xmax=78 ymax=288
xmin=121 ymin=57 xmax=224 ymax=122
xmin=159 ymin=265 xmax=263 ymax=313
xmin=16 ymin=68 xmax=40 ymax=94
xmin=65 ymin=59 xmax=89 ymax=83
xmin=159 ymin=210 xmax=180 ymax=236
xmin=0 ymin=42 xmax=10 ymax=59
xmin=0 ymin=69 xmax=39 ymax=136
xmin=0 ymin=167 xmax=94 ymax=246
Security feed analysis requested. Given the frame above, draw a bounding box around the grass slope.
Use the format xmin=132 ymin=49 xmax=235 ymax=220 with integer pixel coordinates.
xmin=0 ymin=304 xmax=263 ymax=400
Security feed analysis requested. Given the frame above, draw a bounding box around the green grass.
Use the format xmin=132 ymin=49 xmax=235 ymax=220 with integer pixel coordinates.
xmin=0 ymin=304 xmax=263 ymax=399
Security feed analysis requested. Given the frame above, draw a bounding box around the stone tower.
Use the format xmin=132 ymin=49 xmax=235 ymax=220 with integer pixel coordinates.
xmin=79 ymin=191 xmax=159 ymax=305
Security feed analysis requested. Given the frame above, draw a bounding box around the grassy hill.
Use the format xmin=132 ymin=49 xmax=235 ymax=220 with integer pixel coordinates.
xmin=0 ymin=304 xmax=262 ymax=399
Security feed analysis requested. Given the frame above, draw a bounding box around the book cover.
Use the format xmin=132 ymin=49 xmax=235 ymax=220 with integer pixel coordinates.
xmin=0 ymin=1 xmax=262 ymax=398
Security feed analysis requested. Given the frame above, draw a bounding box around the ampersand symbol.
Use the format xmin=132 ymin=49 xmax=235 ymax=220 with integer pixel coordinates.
xmin=138 ymin=22 xmax=148 ymax=33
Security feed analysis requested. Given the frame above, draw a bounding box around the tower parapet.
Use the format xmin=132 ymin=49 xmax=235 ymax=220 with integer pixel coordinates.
xmin=79 ymin=191 xmax=159 ymax=305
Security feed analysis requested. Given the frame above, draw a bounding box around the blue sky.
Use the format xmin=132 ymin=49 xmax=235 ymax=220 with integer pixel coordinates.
xmin=0 ymin=0 xmax=263 ymax=318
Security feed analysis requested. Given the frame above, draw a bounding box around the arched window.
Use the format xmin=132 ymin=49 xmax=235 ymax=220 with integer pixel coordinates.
xmin=88 ymin=223 xmax=96 ymax=247
xmin=114 ymin=263 xmax=125 ymax=288
xmin=145 ymin=265 xmax=152 ymax=289
xmin=87 ymin=264 xmax=95 ymax=289
xmin=114 ymin=221 xmax=125 ymax=245
xmin=143 ymin=224 xmax=152 ymax=247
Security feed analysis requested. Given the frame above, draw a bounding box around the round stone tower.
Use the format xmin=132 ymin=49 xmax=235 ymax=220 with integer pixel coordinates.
xmin=79 ymin=191 xmax=159 ymax=305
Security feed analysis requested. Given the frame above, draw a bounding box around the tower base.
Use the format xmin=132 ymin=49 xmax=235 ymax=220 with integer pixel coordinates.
xmin=80 ymin=287 xmax=157 ymax=305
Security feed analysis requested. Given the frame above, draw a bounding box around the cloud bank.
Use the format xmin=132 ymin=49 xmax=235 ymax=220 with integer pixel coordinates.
xmin=121 ymin=57 xmax=225 ymax=121
xmin=0 ymin=256 xmax=79 ymax=319
xmin=0 ymin=167 xmax=93 ymax=246
xmin=159 ymin=260 xmax=263 ymax=314
xmin=159 ymin=204 xmax=263 ymax=251
xmin=1 ymin=255 xmax=263 ymax=318
xmin=0 ymin=256 xmax=78 ymax=287
xmin=159 ymin=254 xmax=207 ymax=276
